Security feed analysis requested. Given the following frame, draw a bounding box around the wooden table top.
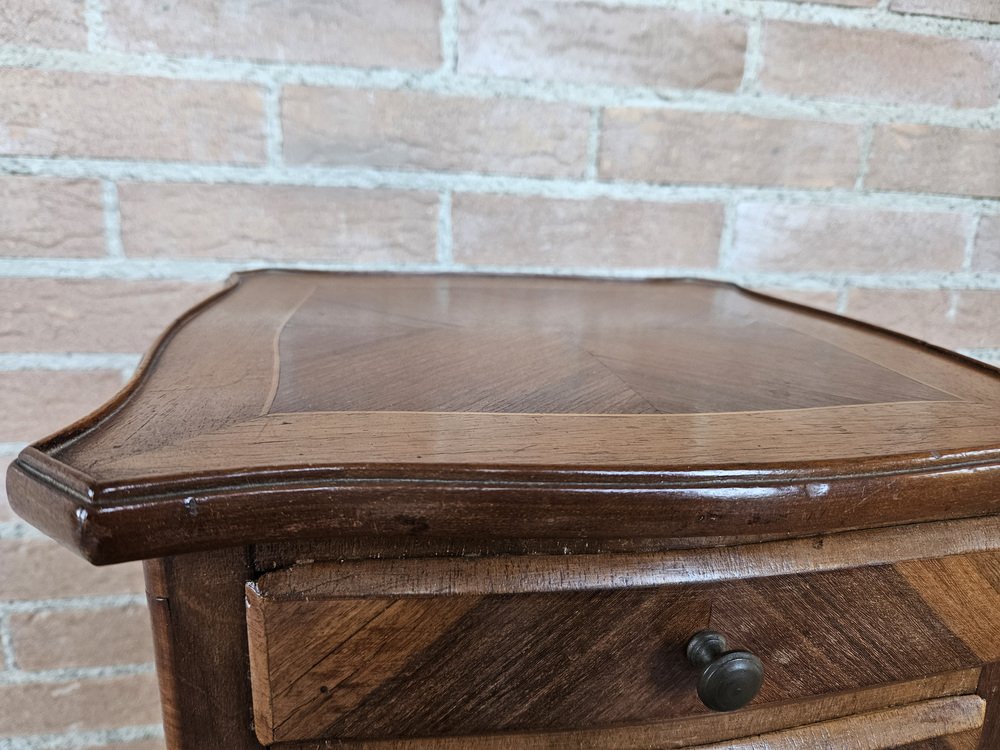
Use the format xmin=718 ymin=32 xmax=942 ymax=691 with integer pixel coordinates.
xmin=8 ymin=271 xmax=1000 ymax=563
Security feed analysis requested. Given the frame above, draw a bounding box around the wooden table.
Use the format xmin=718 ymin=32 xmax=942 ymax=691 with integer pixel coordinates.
xmin=7 ymin=271 xmax=1000 ymax=749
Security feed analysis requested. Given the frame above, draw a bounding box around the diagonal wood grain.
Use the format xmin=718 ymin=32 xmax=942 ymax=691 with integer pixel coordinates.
xmin=247 ymin=548 xmax=999 ymax=744
xmin=11 ymin=272 xmax=1000 ymax=564
xmin=898 ymin=553 xmax=1000 ymax=662
xmin=688 ymin=696 xmax=984 ymax=750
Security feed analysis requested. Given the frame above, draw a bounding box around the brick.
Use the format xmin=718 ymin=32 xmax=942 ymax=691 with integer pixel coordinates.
xmin=867 ymin=124 xmax=1000 ymax=198
xmin=453 ymin=194 xmax=722 ymax=269
xmin=0 ymin=0 xmax=86 ymax=49
xmin=844 ymin=289 xmax=953 ymax=346
xmin=600 ymin=109 xmax=860 ymax=188
xmin=0 ymin=673 xmax=160 ymax=735
xmin=0 ymin=177 xmax=104 ymax=258
xmin=972 ymin=214 xmax=1000 ymax=271
xmin=759 ymin=22 xmax=1000 ymax=108
xmin=458 ymin=0 xmax=745 ymax=90
xmin=890 ymin=0 xmax=1000 ymax=23
xmin=120 ymin=183 xmax=437 ymax=264
xmin=753 ymin=288 xmax=841 ymax=312
xmin=0 ymin=278 xmax=218 ymax=353
xmin=283 ymin=87 xmax=590 ymax=178
xmin=952 ymin=291 xmax=1000 ymax=348
xmin=1 ymin=454 xmax=16 ymax=522
xmin=1 ymin=370 xmax=123 ymax=442
xmin=784 ymin=0 xmax=877 ymax=4
xmin=732 ymin=204 xmax=968 ymax=273
xmin=0 ymin=70 xmax=265 ymax=163
xmin=845 ymin=289 xmax=1000 ymax=350
xmin=10 ymin=605 xmax=154 ymax=669
xmin=103 ymin=0 xmax=440 ymax=69
xmin=0 ymin=539 xmax=144 ymax=599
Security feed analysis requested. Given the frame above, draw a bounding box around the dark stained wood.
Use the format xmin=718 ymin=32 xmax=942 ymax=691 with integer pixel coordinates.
xmin=975 ymin=662 xmax=1000 ymax=750
xmin=249 ymin=513 xmax=1000 ymax=571
xmin=251 ymin=515 xmax=1000 ymax=595
xmin=273 ymin=682 xmax=985 ymax=750
xmin=687 ymin=696 xmax=985 ymax=749
xmin=6 ymin=271 xmax=1000 ymax=749
xmin=144 ymin=548 xmax=264 ymax=750
xmin=247 ymin=547 xmax=996 ymax=744
xmin=6 ymin=272 xmax=1000 ymax=564
xmin=250 ymin=585 xmax=711 ymax=742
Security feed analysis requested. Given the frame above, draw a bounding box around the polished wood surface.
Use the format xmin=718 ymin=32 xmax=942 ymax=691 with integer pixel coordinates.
xmin=145 ymin=549 xmax=263 ymax=749
xmin=7 ymin=271 xmax=1000 ymax=564
xmin=4 ymin=272 xmax=1000 ymax=749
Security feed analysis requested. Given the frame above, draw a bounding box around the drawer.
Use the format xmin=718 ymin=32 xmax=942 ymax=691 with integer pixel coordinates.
xmin=688 ymin=696 xmax=984 ymax=750
xmin=260 ymin=695 xmax=985 ymax=749
xmin=245 ymin=548 xmax=997 ymax=746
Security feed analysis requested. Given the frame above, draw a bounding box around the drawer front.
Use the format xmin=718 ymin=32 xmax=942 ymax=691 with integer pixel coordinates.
xmin=248 ymin=586 xmax=711 ymax=743
xmin=246 ymin=550 xmax=998 ymax=745
xmin=691 ymin=695 xmax=984 ymax=750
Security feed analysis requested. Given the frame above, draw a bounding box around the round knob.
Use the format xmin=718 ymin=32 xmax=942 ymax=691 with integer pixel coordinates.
xmin=686 ymin=630 xmax=764 ymax=712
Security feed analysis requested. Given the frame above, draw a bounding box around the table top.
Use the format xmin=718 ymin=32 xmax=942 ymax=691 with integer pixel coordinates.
xmin=8 ymin=271 xmax=1000 ymax=563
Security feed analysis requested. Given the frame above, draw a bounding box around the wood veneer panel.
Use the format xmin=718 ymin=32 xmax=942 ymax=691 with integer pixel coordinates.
xmin=898 ymin=553 xmax=1000 ymax=662
xmin=272 ymin=671 xmax=982 ymax=749
xmin=689 ymin=696 xmax=984 ymax=750
xmin=8 ymin=272 xmax=1000 ymax=563
xmin=248 ymin=548 xmax=989 ymax=743
xmin=250 ymin=586 xmax=712 ymax=743
xmin=272 ymin=286 xmax=954 ymax=413
xmin=93 ymin=402 xmax=1000 ymax=472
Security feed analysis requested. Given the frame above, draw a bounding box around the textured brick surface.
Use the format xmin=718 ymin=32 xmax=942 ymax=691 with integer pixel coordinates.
xmin=0 ymin=70 xmax=265 ymax=162
xmin=458 ymin=0 xmax=746 ymax=90
xmin=732 ymin=204 xmax=968 ymax=272
xmin=867 ymin=124 xmax=1000 ymax=198
xmin=0 ymin=673 xmax=161 ymax=735
xmin=0 ymin=0 xmax=86 ymax=49
xmin=951 ymin=291 xmax=1000 ymax=348
xmin=2 ymin=0 xmax=1000 ymax=742
xmin=890 ymin=0 xmax=1000 ymax=23
xmin=846 ymin=290 xmax=1000 ymax=349
xmin=120 ymin=183 xmax=438 ymax=263
xmin=0 ymin=539 xmax=145 ymax=599
xmin=283 ymin=87 xmax=590 ymax=178
xmin=973 ymin=215 xmax=1000 ymax=271
xmin=453 ymin=194 xmax=722 ymax=268
xmin=103 ymin=0 xmax=441 ymax=68
xmin=844 ymin=289 xmax=954 ymax=346
xmin=0 ymin=177 xmax=104 ymax=258
xmin=10 ymin=605 xmax=155 ymax=669
xmin=600 ymin=109 xmax=861 ymax=188
xmin=759 ymin=22 xmax=1000 ymax=107
xmin=0 ymin=278 xmax=218 ymax=352
xmin=0 ymin=370 xmax=123 ymax=442
xmin=0 ymin=454 xmax=14 ymax=523
xmin=788 ymin=0 xmax=878 ymax=4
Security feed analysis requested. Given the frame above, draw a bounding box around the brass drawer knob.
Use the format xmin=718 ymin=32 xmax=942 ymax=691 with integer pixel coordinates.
xmin=686 ymin=630 xmax=764 ymax=712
